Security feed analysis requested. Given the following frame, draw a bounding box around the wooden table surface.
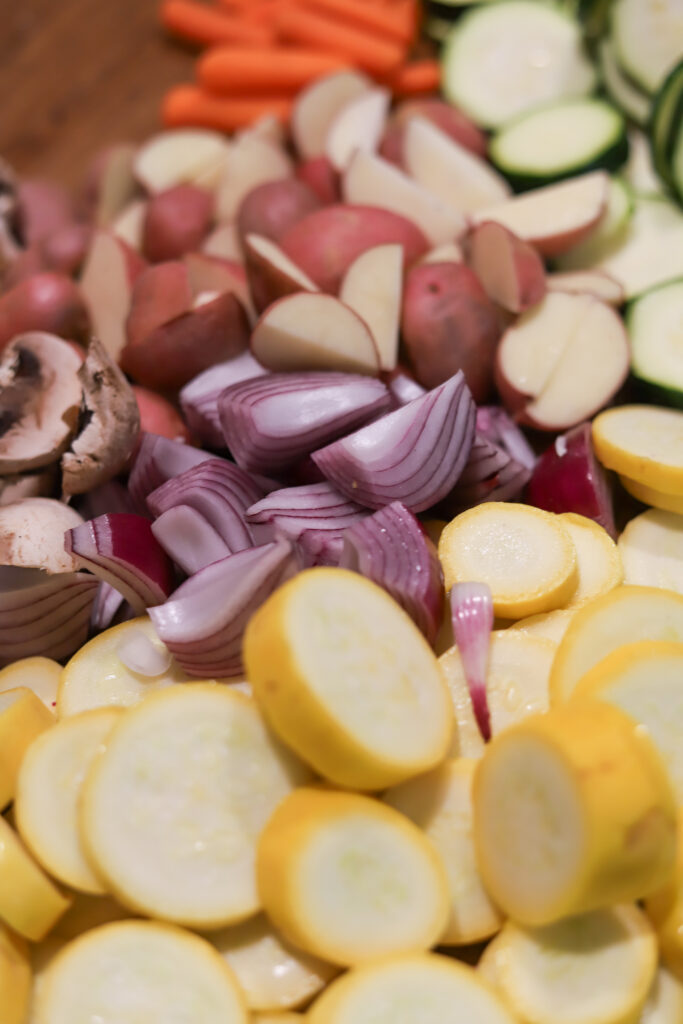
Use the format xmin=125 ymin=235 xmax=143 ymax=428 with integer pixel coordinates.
xmin=0 ymin=0 xmax=197 ymax=189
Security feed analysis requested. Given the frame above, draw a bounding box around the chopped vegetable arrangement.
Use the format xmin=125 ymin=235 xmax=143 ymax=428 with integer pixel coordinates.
xmin=1 ymin=0 xmax=683 ymax=1020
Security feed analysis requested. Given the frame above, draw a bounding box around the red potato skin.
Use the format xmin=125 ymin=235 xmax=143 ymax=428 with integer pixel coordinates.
xmin=401 ymin=262 xmax=505 ymax=404
xmin=236 ymin=179 xmax=322 ymax=247
xmin=142 ymin=185 xmax=214 ymax=263
xmin=280 ymin=204 xmax=429 ymax=294
xmin=380 ymin=99 xmax=488 ymax=166
xmin=41 ymin=222 xmax=93 ymax=277
xmin=125 ymin=262 xmax=193 ymax=349
xmin=16 ymin=180 xmax=75 ymax=244
xmin=0 ymin=272 xmax=90 ymax=351
xmin=244 ymin=237 xmax=314 ymax=313
xmin=132 ymin=386 xmax=193 ymax=444
xmin=466 ymin=221 xmax=546 ymax=314
xmin=295 ymin=157 xmax=341 ymax=204
xmin=526 ymin=423 xmax=616 ymax=537
xmin=120 ymin=290 xmax=250 ymax=391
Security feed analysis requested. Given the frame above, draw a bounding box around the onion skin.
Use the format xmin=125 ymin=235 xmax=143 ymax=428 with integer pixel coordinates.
xmin=149 ymin=539 xmax=294 ymax=677
xmin=526 ymin=423 xmax=616 ymax=538
xmin=340 ymin=501 xmax=444 ymax=644
xmin=312 ymin=371 xmax=476 ymax=512
xmin=218 ymin=372 xmax=390 ymax=476
xmin=65 ymin=513 xmax=176 ymax=615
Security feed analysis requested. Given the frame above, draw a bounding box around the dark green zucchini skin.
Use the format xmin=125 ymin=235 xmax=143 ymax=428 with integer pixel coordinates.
xmin=491 ymin=123 xmax=629 ymax=193
xmin=649 ymin=59 xmax=683 ymax=193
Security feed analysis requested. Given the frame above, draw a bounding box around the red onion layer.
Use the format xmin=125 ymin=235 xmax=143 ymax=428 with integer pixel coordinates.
xmin=148 ymin=539 xmax=294 ymax=677
xmin=246 ymin=482 xmax=368 ymax=567
xmin=147 ymin=457 xmax=266 ymax=554
xmin=450 ymin=582 xmax=493 ymax=741
xmin=180 ymin=352 xmax=268 ymax=449
xmin=340 ymin=501 xmax=443 ymax=644
xmin=218 ymin=372 xmax=390 ymax=476
xmin=312 ymin=371 xmax=476 ymax=512
xmin=128 ymin=433 xmax=212 ymax=511
xmin=65 ymin=514 xmax=176 ymax=615
xmin=0 ymin=567 xmax=98 ymax=666
xmin=151 ymin=505 xmax=231 ymax=576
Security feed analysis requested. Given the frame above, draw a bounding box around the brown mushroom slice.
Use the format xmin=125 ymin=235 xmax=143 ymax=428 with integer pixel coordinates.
xmin=0 ymin=497 xmax=84 ymax=574
xmin=0 ymin=467 xmax=58 ymax=506
xmin=0 ymin=332 xmax=82 ymax=474
xmin=61 ymin=337 xmax=140 ymax=496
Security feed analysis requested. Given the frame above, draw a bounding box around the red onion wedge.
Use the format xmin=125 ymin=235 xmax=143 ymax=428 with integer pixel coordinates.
xmin=384 ymin=367 xmax=427 ymax=408
xmin=312 ymin=371 xmax=476 ymax=512
xmin=147 ymin=457 xmax=266 ymax=554
xmin=151 ymin=505 xmax=231 ymax=576
xmin=149 ymin=539 xmax=294 ymax=677
xmin=0 ymin=567 xmax=98 ymax=666
xmin=65 ymin=513 xmax=176 ymax=615
xmin=217 ymin=372 xmax=390 ymax=476
xmin=180 ymin=352 xmax=268 ymax=449
xmin=449 ymin=582 xmax=493 ymax=742
xmin=339 ymin=501 xmax=443 ymax=644
xmin=90 ymin=581 xmax=126 ymax=631
xmin=128 ymin=433 xmax=212 ymax=511
xmin=526 ymin=422 xmax=616 ymax=537
xmin=246 ymin=482 xmax=368 ymax=567
xmin=444 ymin=406 xmax=536 ymax=511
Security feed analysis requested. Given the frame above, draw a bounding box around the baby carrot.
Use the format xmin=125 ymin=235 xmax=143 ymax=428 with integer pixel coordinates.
xmin=275 ymin=5 xmax=406 ymax=76
xmin=162 ymin=84 xmax=293 ymax=132
xmin=198 ymin=47 xmax=351 ymax=95
xmin=160 ymin=0 xmax=275 ymax=48
xmin=299 ymin=0 xmax=416 ymax=45
xmin=386 ymin=59 xmax=441 ymax=97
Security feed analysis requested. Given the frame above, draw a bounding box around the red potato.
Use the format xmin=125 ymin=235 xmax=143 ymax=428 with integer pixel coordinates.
xmin=494 ymin=292 xmax=630 ymax=431
xmin=16 ymin=180 xmax=75 ymax=244
xmin=380 ymin=98 xmax=487 ymax=166
xmin=80 ymin=143 xmax=138 ymax=226
xmin=245 ymin=233 xmax=319 ymax=313
xmin=280 ymin=204 xmax=428 ymax=294
xmin=466 ymin=221 xmax=546 ymax=313
xmin=236 ymin=179 xmax=322 ymax=247
xmin=290 ymin=69 xmax=372 ymax=160
xmin=2 ymin=246 xmax=45 ymax=288
xmin=201 ymin=222 xmax=243 ymax=262
xmin=295 ymin=157 xmax=341 ymax=204
xmin=132 ymin=386 xmax=193 ymax=444
xmin=120 ymin=290 xmax=250 ymax=391
xmin=41 ymin=222 xmax=92 ymax=277
xmin=0 ymin=272 xmax=90 ymax=351
xmin=400 ymin=261 xmax=504 ymax=403
xmin=142 ymin=184 xmax=214 ymax=263
xmin=526 ymin=422 xmax=616 ymax=537
xmin=79 ymin=230 xmax=146 ymax=361
xmin=183 ymin=252 xmax=254 ymax=322
xmin=125 ymin=262 xmax=193 ymax=349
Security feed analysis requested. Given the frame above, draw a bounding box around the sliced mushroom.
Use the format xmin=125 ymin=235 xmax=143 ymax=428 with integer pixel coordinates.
xmin=61 ymin=336 xmax=140 ymax=496
xmin=0 ymin=332 xmax=82 ymax=474
xmin=0 ymin=158 xmax=24 ymax=282
xmin=0 ymin=497 xmax=84 ymax=574
xmin=0 ymin=466 xmax=58 ymax=506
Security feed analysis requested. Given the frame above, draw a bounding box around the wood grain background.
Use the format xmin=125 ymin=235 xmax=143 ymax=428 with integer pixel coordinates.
xmin=0 ymin=0 xmax=197 ymax=188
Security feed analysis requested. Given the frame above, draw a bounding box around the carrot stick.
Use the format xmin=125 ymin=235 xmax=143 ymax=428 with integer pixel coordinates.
xmin=162 ymin=85 xmax=293 ymax=132
xmin=275 ymin=5 xmax=406 ymax=76
xmin=160 ymin=1 xmax=275 ymax=48
xmin=299 ymin=0 xmax=416 ymax=45
xmin=198 ymin=46 xmax=351 ymax=95
xmin=386 ymin=59 xmax=441 ymax=97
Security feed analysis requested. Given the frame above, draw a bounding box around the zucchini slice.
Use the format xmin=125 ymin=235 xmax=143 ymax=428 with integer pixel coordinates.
xmin=441 ymin=0 xmax=596 ymax=129
xmin=612 ymin=0 xmax=683 ymax=95
xmin=490 ymin=99 xmax=628 ymax=189
xmin=649 ymin=59 xmax=683 ymax=191
xmin=629 ymin=278 xmax=683 ymax=406
xmin=598 ymin=39 xmax=651 ymax=127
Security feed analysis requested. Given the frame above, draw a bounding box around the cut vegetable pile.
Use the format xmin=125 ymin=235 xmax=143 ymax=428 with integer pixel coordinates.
xmin=2 ymin=0 xmax=683 ymax=1020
